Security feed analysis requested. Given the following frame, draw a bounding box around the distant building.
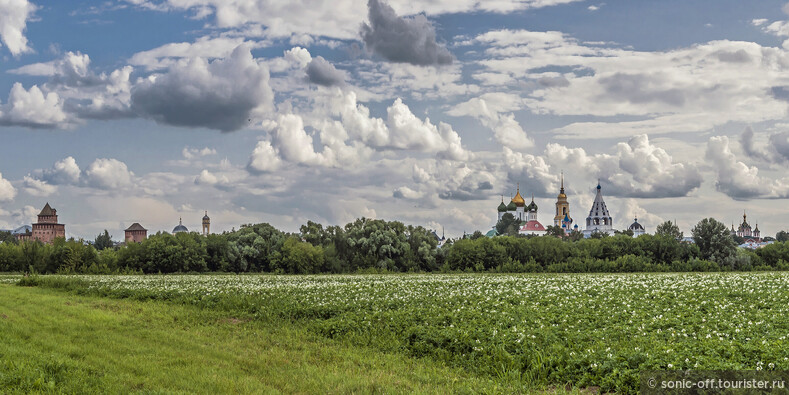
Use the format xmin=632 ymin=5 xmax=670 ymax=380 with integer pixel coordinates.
xmin=124 ymin=223 xmax=147 ymax=243
xmin=628 ymin=217 xmax=646 ymax=237
xmin=31 ymin=203 xmax=66 ymax=244
xmin=12 ymin=225 xmax=32 ymax=242
xmin=202 ymin=211 xmax=210 ymax=236
xmin=553 ymin=172 xmax=574 ymax=231
xmin=734 ymin=212 xmax=760 ymax=242
xmin=584 ymin=183 xmax=615 ymax=238
xmin=519 ymin=196 xmax=547 ymax=236
xmin=172 ymin=218 xmax=189 ymax=234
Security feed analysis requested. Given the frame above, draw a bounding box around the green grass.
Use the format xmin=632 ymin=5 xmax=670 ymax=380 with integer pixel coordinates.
xmin=14 ymin=272 xmax=789 ymax=394
xmin=0 ymin=284 xmax=516 ymax=394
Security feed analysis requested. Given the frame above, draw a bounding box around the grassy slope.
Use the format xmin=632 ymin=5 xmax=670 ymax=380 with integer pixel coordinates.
xmin=0 ymin=284 xmax=508 ymax=394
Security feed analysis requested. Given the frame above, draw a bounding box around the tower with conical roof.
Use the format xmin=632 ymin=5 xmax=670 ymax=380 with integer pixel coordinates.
xmin=553 ymin=172 xmax=573 ymax=229
xmin=202 ymin=211 xmax=211 ymax=236
xmin=583 ymin=182 xmax=614 ymax=237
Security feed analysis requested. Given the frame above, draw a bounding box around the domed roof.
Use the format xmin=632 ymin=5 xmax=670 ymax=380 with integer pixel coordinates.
xmin=173 ymin=218 xmax=188 ymax=233
xmin=526 ymin=196 xmax=538 ymax=212
xmin=497 ymin=198 xmax=507 ymax=212
xmin=511 ymin=185 xmax=526 ymax=207
xmin=203 ymin=211 xmax=210 ymax=220
xmin=506 ymin=200 xmax=517 ymax=211
xmin=628 ymin=218 xmax=644 ymax=231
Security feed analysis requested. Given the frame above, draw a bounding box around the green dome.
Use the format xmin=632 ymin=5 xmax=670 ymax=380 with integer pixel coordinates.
xmin=506 ymin=201 xmax=517 ymax=211
xmin=527 ymin=200 xmax=538 ymax=212
xmin=497 ymin=202 xmax=507 ymax=212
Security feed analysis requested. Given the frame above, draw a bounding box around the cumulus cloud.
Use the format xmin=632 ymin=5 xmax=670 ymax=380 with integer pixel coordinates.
xmin=182 ymin=146 xmax=217 ymax=159
xmin=448 ymin=94 xmax=533 ymax=150
xmin=10 ymin=51 xmax=135 ymax=121
xmin=84 ymin=158 xmax=135 ymax=189
xmin=131 ymin=45 xmax=274 ymax=132
xmin=305 ymin=56 xmax=345 ymax=86
xmin=31 ymin=156 xmax=82 ymax=185
xmin=361 ymin=0 xmax=453 ymax=66
xmin=470 ymin=29 xmax=789 ymax=138
xmin=0 ymin=172 xmax=17 ymax=202
xmin=504 ymin=134 xmax=701 ymax=198
xmin=330 ymin=91 xmax=470 ymax=160
xmin=22 ymin=176 xmax=57 ymax=196
xmin=0 ymin=0 xmax=36 ymax=55
xmin=129 ymin=36 xmax=250 ymax=70
xmin=247 ymin=140 xmax=282 ymax=173
xmin=194 ymin=169 xmax=230 ymax=186
xmin=0 ymin=83 xmax=69 ymax=128
xmin=123 ymin=0 xmax=581 ymax=41
xmin=706 ymin=135 xmax=789 ymax=199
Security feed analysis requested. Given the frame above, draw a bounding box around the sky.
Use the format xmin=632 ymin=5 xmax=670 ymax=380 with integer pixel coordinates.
xmin=1 ymin=0 xmax=789 ymax=240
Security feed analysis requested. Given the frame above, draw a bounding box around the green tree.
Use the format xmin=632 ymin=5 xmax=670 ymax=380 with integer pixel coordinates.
xmin=544 ymin=225 xmax=565 ymax=238
xmin=469 ymin=230 xmax=485 ymax=240
xmin=655 ymin=221 xmax=683 ymax=241
xmin=0 ymin=231 xmax=17 ymax=245
xmin=614 ymin=229 xmax=634 ymax=237
xmin=272 ymin=236 xmax=325 ymax=274
xmin=732 ymin=234 xmax=745 ymax=245
xmin=777 ymin=231 xmax=789 ymax=242
xmin=692 ymin=218 xmax=736 ymax=264
xmin=495 ymin=213 xmax=519 ymax=236
xmin=94 ymin=230 xmax=114 ymax=251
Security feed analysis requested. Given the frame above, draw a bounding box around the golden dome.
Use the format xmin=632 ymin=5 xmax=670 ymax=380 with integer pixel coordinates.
xmin=511 ymin=185 xmax=526 ymax=207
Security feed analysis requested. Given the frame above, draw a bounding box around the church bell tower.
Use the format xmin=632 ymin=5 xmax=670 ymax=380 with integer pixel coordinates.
xmin=202 ymin=211 xmax=210 ymax=236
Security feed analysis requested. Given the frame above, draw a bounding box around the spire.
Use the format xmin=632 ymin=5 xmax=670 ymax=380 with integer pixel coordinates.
xmin=179 ymin=217 xmax=182 ymax=225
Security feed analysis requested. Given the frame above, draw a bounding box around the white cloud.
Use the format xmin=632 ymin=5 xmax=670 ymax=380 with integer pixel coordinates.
xmin=33 ymin=156 xmax=81 ymax=185
xmin=0 ymin=0 xmax=36 ymax=55
xmin=470 ymin=29 xmax=789 ymax=138
xmin=131 ymin=44 xmax=274 ymax=131
xmin=0 ymin=172 xmax=17 ymax=202
xmin=0 ymin=83 xmax=69 ymax=128
xmin=84 ymin=158 xmax=135 ymax=189
xmin=123 ymin=0 xmax=581 ymax=40
xmin=22 ymin=175 xmax=57 ymax=196
xmin=705 ymin=135 xmax=789 ymax=199
xmin=505 ymin=134 xmax=702 ymax=198
xmin=247 ymin=140 xmax=282 ymax=173
xmin=182 ymin=146 xmax=217 ymax=159
xmin=129 ymin=36 xmax=253 ymax=70
xmin=448 ymin=95 xmax=533 ymax=150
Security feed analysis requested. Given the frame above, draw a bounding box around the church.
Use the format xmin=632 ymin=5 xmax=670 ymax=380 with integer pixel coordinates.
xmin=496 ymin=185 xmax=547 ymax=236
xmin=732 ymin=212 xmax=761 ymax=242
xmin=493 ymin=178 xmax=650 ymax=238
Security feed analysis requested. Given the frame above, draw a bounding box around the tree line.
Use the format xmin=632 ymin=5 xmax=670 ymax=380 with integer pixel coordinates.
xmin=1 ymin=217 xmax=788 ymax=274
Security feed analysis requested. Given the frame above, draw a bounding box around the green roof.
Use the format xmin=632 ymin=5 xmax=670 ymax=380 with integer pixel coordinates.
xmin=497 ymin=202 xmax=507 ymax=212
xmin=506 ymin=201 xmax=517 ymax=210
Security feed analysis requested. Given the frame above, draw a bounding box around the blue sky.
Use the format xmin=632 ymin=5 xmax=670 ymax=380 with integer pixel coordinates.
xmin=1 ymin=0 xmax=788 ymax=239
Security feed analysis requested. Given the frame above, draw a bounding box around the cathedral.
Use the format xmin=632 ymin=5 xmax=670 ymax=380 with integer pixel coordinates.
xmin=493 ymin=179 xmax=651 ymax=238
xmin=732 ymin=212 xmax=760 ymax=242
xmin=496 ymin=184 xmax=547 ymax=236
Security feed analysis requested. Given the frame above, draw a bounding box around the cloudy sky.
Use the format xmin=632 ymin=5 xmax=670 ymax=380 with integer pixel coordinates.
xmin=1 ymin=0 xmax=789 ymax=240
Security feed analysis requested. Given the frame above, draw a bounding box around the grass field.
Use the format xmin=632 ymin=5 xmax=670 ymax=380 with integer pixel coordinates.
xmin=0 ymin=283 xmax=511 ymax=394
xmin=5 ymin=272 xmax=789 ymax=393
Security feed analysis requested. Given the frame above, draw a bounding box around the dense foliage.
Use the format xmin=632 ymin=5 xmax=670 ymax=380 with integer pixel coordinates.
xmin=19 ymin=272 xmax=789 ymax=393
xmin=2 ymin=218 xmax=789 ymax=274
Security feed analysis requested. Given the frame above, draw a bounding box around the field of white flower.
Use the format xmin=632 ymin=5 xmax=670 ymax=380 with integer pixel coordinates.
xmin=18 ymin=272 xmax=789 ymax=392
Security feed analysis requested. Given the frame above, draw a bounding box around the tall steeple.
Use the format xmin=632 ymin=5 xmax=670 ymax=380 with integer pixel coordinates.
xmin=554 ymin=171 xmax=572 ymax=227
